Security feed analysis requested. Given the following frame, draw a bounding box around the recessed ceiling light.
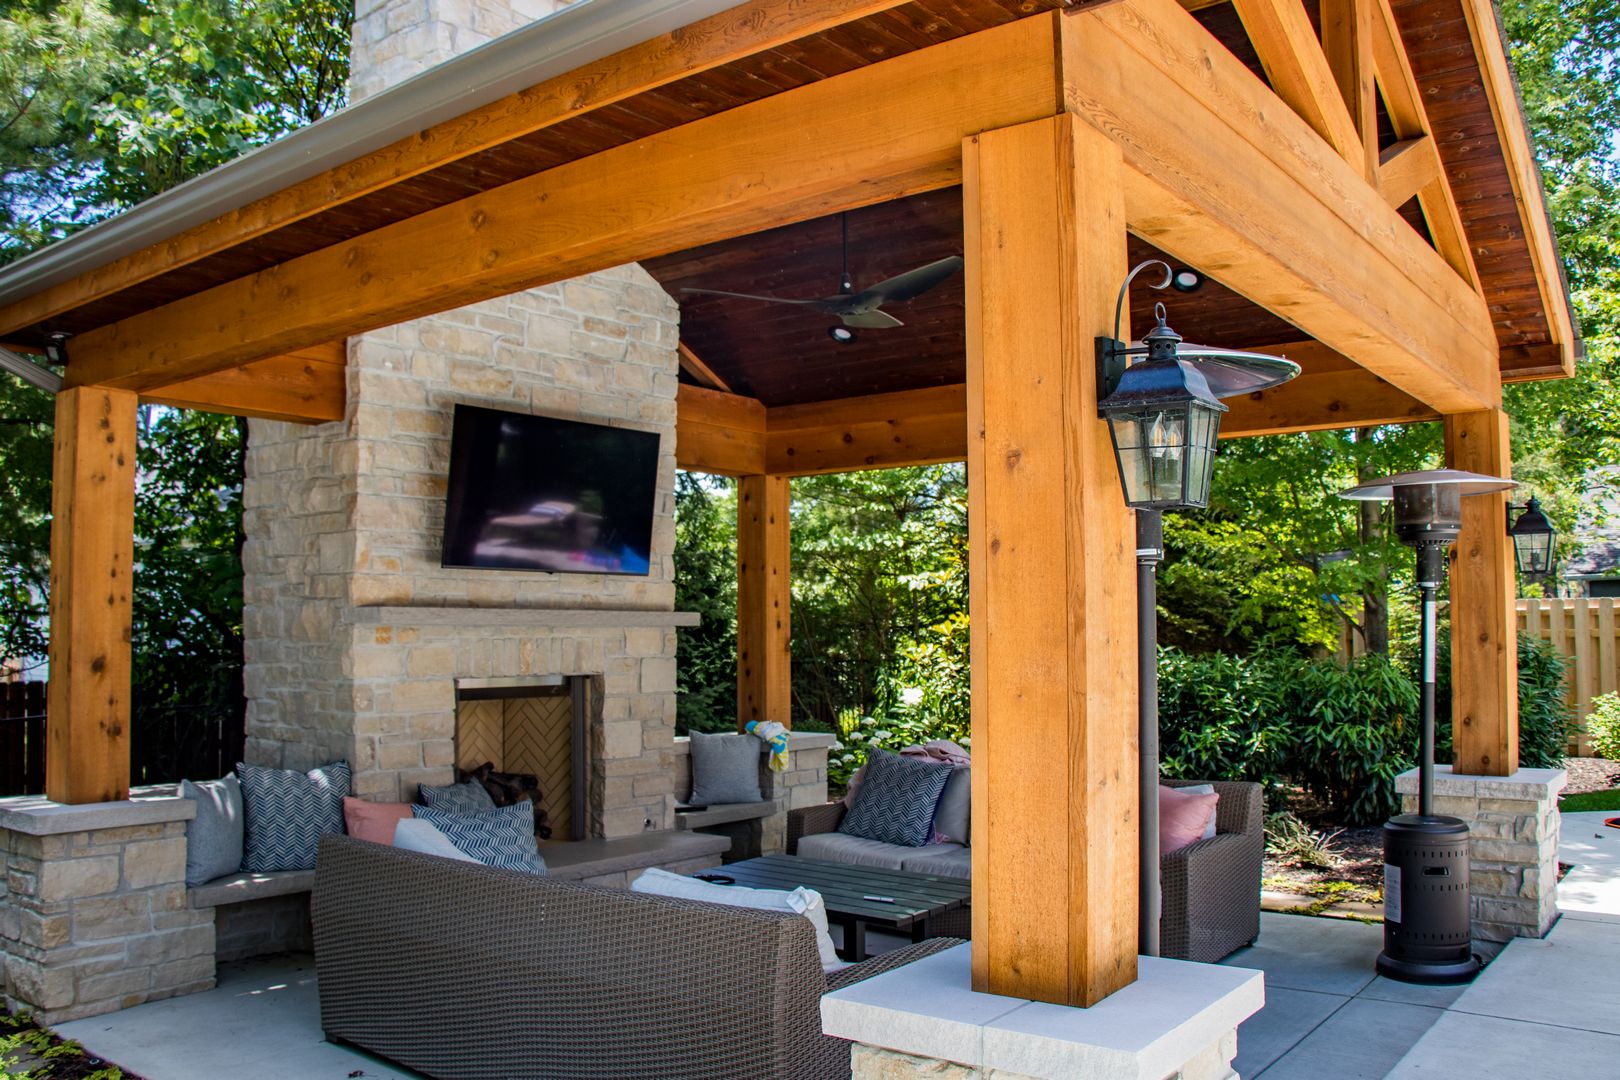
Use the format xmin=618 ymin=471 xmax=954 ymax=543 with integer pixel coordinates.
xmin=828 ymin=325 xmax=857 ymax=343
xmin=1170 ymin=269 xmax=1204 ymax=293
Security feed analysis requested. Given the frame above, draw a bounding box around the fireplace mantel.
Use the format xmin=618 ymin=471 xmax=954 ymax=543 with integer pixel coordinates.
xmin=349 ymin=606 xmax=701 ymax=628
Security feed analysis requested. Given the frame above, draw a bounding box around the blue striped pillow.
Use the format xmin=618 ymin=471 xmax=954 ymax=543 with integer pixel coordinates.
xmin=838 ymin=750 xmax=951 ymax=848
xmin=412 ymin=802 xmax=547 ymax=874
xmin=417 ymin=779 xmax=497 ymax=815
xmin=238 ymin=760 xmax=350 ymax=872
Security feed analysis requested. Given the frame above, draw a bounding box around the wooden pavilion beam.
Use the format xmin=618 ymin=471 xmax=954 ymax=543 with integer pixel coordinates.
xmin=1060 ymin=0 xmax=1500 ymax=414
xmin=0 ymin=0 xmax=927 ymax=341
xmin=1445 ymin=408 xmax=1519 ymax=775
xmin=47 ymin=386 xmax=137 ymax=804
xmin=675 ymin=383 xmax=766 ymax=476
xmin=736 ymin=474 xmax=792 ymax=730
xmin=1229 ymin=0 xmax=1363 ymax=167
xmin=766 ymin=384 xmax=967 ymax=475
xmin=63 ymin=15 xmax=1062 ymax=393
xmin=965 ymin=114 xmax=1137 ymax=1008
xmin=140 ymin=343 xmax=347 ymax=423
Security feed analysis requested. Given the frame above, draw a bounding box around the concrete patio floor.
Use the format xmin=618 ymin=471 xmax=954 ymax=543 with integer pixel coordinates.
xmin=55 ymin=812 xmax=1620 ymax=1080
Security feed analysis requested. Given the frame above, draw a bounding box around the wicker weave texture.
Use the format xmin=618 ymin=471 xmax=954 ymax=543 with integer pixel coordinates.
xmin=1160 ymin=779 xmax=1264 ymax=963
xmin=312 ymin=835 xmax=953 ymax=1080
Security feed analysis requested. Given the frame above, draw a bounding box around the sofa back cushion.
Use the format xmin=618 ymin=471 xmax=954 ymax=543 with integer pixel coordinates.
xmin=632 ymin=867 xmax=843 ymax=971
xmin=932 ymin=766 xmax=971 ymax=844
xmin=838 ymin=750 xmax=952 ymax=848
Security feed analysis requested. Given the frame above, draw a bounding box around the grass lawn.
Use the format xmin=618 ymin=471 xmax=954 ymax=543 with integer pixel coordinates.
xmin=1560 ymin=788 xmax=1620 ymax=812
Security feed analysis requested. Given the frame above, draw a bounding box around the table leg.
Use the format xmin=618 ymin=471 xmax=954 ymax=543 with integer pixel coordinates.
xmin=844 ymin=920 xmax=868 ymax=962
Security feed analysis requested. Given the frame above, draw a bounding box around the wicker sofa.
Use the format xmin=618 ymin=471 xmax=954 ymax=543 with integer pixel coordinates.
xmin=311 ymin=834 xmax=958 ymax=1080
xmin=787 ymin=777 xmax=1264 ymax=963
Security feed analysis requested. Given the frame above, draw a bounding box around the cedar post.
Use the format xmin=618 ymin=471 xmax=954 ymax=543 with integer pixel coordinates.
xmin=964 ymin=114 xmax=1138 ymax=1007
xmin=1444 ymin=408 xmax=1518 ymax=775
xmin=46 ymin=386 xmax=138 ymax=804
xmin=737 ymin=474 xmax=791 ymax=729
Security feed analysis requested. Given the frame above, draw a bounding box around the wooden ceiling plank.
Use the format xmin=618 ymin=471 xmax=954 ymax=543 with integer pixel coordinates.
xmin=140 ymin=343 xmax=347 ymax=423
xmin=0 ymin=0 xmax=927 ymax=341
xmin=1230 ymin=0 xmax=1364 ymax=166
xmin=1454 ymin=0 xmax=1574 ymax=372
xmin=1062 ymin=0 xmax=1499 ymax=412
xmin=63 ymin=15 xmax=1063 ymax=393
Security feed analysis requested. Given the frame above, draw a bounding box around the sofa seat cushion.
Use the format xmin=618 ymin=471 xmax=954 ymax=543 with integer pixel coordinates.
xmin=898 ymin=843 xmax=970 ymax=879
xmin=795 ymin=831 xmax=910 ymax=871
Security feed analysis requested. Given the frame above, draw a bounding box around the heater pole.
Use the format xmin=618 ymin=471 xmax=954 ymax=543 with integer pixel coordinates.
xmin=1137 ymin=509 xmax=1163 ymax=957
xmin=1416 ymin=543 xmax=1444 ymax=819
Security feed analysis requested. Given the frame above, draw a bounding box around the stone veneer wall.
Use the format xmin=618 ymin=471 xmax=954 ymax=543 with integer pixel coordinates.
xmin=1396 ymin=765 xmax=1564 ymax=959
xmin=0 ymin=799 xmax=214 ymax=1024
xmin=242 ymin=0 xmax=685 ymax=830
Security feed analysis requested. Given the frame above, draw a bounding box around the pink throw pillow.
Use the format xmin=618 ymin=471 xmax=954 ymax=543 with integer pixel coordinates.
xmin=342 ymin=797 xmax=414 ymax=844
xmin=1159 ymin=785 xmax=1219 ymax=854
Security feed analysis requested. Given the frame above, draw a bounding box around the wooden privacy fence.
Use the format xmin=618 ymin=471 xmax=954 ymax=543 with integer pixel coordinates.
xmin=1517 ymin=598 xmax=1619 ymax=755
xmin=0 ymin=681 xmax=245 ymax=796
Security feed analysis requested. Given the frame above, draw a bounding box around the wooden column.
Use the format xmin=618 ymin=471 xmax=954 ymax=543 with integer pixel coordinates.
xmin=737 ymin=474 xmax=791 ymax=729
xmin=1444 ymin=409 xmax=1518 ymax=775
xmin=965 ymin=114 xmax=1138 ymax=1007
xmin=46 ymin=386 xmax=138 ymax=804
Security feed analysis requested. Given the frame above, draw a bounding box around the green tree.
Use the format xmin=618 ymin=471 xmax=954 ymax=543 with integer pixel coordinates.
xmin=672 ymin=472 xmax=737 ymax=735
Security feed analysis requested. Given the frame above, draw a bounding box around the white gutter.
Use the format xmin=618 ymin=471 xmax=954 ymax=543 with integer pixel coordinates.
xmin=0 ymin=0 xmax=741 ymax=314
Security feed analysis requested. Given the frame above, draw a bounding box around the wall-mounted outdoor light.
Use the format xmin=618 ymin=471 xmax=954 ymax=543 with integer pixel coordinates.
xmin=1340 ymin=468 xmax=1517 ymax=986
xmin=1098 ymin=260 xmax=1300 ymax=957
xmin=1507 ymin=496 xmax=1556 ymax=578
xmin=42 ymin=332 xmax=71 ymax=366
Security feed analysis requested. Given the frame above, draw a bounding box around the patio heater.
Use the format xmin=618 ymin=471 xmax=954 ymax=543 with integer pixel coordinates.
xmin=1096 ymin=260 xmax=1300 ymax=956
xmin=1339 ymin=469 xmax=1517 ymax=985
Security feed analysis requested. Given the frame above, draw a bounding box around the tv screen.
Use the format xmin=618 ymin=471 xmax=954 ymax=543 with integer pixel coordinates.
xmin=441 ymin=404 xmax=660 ymax=576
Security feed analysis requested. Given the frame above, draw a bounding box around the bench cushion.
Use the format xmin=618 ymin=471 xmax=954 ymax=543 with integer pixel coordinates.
xmin=795 ymin=831 xmax=910 ymax=871
xmin=898 ymin=844 xmax=970 ymax=879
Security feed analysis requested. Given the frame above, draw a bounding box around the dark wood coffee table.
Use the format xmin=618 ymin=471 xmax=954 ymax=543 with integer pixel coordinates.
xmin=704 ymin=853 xmax=971 ymax=961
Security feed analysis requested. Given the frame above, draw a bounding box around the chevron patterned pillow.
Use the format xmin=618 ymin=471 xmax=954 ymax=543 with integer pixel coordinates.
xmin=412 ymin=801 xmax=547 ymax=875
xmin=838 ymin=749 xmax=952 ymax=848
xmin=417 ymin=779 xmax=497 ymax=815
xmin=238 ymin=760 xmax=351 ymax=872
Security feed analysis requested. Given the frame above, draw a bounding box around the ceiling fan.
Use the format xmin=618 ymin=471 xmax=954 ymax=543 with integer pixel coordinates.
xmin=680 ymin=214 xmax=963 ymax=342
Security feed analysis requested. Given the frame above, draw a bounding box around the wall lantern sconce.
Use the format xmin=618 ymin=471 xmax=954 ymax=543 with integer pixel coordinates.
xmin=42 ymin=332 xmax=72 ymax=366
xmin=1507 ymin=496 xmax=1556 ymax=578
xmin=1100 ymin=260 xmax=1300 ymax=959
xmin=1096 ymin=261 xmax=1299 ymax=512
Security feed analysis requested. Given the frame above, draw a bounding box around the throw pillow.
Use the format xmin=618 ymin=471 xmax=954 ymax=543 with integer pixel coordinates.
xmin=838 ymin=750 xmax=952 ymax=848
xmin=1173 ymin=783 xmax=1219 ymax=840
xmin=417 ymin=779 xmax=497 ymax=815
xmin=412 ymin=802 xmax=547 ymax=874
xmin=393 ymin=818 xmax=479 ymax=862
xmin=687 ymin=731 xmax=762 ymax=805
xmin=238 ymin=760 xmax=350 ymax=873
xmin=178 ymin=776 xmax=244 ymax=887
xmin=1159 ymin=784 xmax=1219 ymax=854
xmin=931 ymin=766 xmax=971 ymax=845
xmin=342 ymin=797 xmax=414 ymax=845
xmin=631 ymin=868 xmax=844 ymax=972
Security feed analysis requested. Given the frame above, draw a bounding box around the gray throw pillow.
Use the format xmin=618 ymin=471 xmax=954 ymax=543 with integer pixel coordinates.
xmin=931 ymin=766 xmax=971 ymax=845
xmin=417 ymin=779 xmax=497 ymax=815
xmin=839 ymin=749 xmax=952 ymax=848
xmin=687 ymin=731 xmax=762 ymax=805
xmin=412 ymin=802 xmax=547 ymax=874
xmin=179 ymin=775 xmax=244 ymax=887
xmin=238 ymin=760 xmax=350 ymax=872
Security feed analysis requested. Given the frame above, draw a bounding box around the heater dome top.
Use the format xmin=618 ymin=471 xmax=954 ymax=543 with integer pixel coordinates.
xmin=1338 ymin=468 xmax=1516 ymax=502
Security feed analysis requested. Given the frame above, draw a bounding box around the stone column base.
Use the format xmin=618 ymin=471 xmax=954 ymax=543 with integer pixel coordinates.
xmin=824 ymin=943 xmax=1259 ymax=1080
xmin=1395 ymin=765 xmax=1565 ymax=959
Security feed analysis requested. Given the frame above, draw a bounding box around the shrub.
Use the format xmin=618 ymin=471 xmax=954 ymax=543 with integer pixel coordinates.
xmin=1589 ymin=692 xmax=1620 ymax=761
xmin=1157 ymin=649 xmax=1293 ymax=785
xmin=1285 ymin=655 xmax=1417 ymax=824
xmin=1264 ymin=810 xmax=1342 ymax=870
xmin=1433 ymin=633 xmax=1574 ymax=769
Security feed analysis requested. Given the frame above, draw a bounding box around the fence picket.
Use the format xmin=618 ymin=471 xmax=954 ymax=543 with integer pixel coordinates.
xmin=1517 ymin=598 xmax=1620 ymax=756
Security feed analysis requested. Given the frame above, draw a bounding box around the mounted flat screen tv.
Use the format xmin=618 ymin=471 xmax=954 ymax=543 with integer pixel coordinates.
xmin=441 ymin=404 xmax=660 ymax=576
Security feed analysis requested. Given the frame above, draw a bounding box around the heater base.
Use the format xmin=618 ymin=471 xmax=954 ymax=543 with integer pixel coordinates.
xmin=1375 ymin=951 xmax=1479 ymax=985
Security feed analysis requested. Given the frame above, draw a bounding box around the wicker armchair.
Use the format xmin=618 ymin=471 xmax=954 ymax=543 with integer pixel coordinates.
xmin=788 ymin=779 xmax=1263 ymax=964
xmin=312 ymin=835 xmax=959 ymax=1080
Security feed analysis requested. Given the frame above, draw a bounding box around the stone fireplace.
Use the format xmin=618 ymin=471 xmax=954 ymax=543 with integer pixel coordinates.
xmin=455 ymin=676 xmax=588 ymax=840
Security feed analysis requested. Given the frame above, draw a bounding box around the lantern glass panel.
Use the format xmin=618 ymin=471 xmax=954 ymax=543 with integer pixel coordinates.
xmin=1106 ymin=402 xmax=1222 ymax=510
xmin=1183 ymin=402 xmax=1222 ymax=507
xmin=1514 ymin=529 xmax=1553 ymax=575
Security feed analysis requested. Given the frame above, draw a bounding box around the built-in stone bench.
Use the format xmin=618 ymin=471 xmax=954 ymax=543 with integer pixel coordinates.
xmin=671 ymin=732 xmax=836 ymax=860
xmin=188 ymin=870 xmax=315 ymax=962
xmin=540 ymin=830 xmax=730 ymax=887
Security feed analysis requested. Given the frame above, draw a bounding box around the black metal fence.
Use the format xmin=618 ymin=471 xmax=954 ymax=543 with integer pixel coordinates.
xmin=0 ymin=682 xmax=245 ymax=796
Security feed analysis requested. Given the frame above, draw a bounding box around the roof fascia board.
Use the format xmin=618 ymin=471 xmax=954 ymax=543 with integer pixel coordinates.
xmin=0 ymin=0 xmax=739 ymax=311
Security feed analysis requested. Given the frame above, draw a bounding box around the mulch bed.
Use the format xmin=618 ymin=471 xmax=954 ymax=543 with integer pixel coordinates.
xmin=1563 ymin=756 xmax=1620 ymax=797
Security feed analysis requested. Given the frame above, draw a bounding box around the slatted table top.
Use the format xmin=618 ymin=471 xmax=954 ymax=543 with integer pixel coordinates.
xmin=708 ymin=853 xmax=970 ymax=927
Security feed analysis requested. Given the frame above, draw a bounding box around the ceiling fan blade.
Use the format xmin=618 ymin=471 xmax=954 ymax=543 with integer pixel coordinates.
xmin=680 ymin=287 xmax=830 ymax=309
xmin=850 ymin=255 xmax=964 ymax=308
xmin=840 ymin=309 xmax=904 ymax=330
